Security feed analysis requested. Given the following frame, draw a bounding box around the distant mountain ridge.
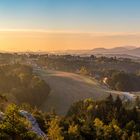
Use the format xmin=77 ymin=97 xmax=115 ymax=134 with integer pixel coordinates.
xmin=91 ymin=46 xmax=135 ymax=53
xmin=128 ymin=47 xmax=140 ymax=55
xmin=1 ymin=46 xmax=139 ymax=58
xmin=88 ymin=46 xmax=140 ymax=57
xmin=50 ymin=46 xmax=140 ymax=58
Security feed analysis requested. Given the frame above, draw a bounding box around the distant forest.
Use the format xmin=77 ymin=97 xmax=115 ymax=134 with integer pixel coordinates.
xmin=36 ymin=54 xmax=140 ymax=91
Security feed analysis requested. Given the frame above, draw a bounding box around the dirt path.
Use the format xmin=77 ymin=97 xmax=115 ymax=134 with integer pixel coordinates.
xmin=35 ymin=69 xmax=135 ymax=115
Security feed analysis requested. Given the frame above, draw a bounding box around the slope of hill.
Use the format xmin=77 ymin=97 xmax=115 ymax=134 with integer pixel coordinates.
xmin=91 ymin=47 xmax=129 ymax=53
xmin=89 ymin=46 xmax=140 ymax=57
xmin=90 ymin=46 xmax=133 ymax=53
xmin=127 ymin=47 xmax=140 ymax=56
xmin=34 ymin=69 xmax=135 ymax=115
xmin=109 ymin=47 xmax=128 ymax=52
xmin=91 ymin=48 xmax=107 ymax=52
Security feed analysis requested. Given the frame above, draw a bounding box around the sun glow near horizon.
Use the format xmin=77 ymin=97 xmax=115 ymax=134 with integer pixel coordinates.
xmin=0 ymin=29 xmax=140 ymax=52
xmin=0 ymin=0 xmax=140 ymax=51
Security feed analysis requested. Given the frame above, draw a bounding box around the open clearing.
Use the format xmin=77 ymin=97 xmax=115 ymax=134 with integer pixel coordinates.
xmin=35 ymin=69 xmax=135 ymax=115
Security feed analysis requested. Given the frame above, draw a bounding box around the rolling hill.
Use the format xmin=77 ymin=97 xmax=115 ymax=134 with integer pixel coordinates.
xmin=50 ymin=46 xmax=140 ymax=58
xmin=34 ymin=68 xmax=135 ymax=115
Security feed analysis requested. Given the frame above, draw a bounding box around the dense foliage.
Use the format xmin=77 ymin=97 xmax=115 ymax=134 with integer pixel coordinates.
xmin=1 ymin=95 xmax=139 ymax=140
xmin=0 ymin=64 xmax=50 ymax=107
xmin=0 ymin=104 xmax=39 ymax=140
xmin=106 ymin=71 xmax=140 ymax=91
xmin=64 ymin=95 xmax=140 ymax=139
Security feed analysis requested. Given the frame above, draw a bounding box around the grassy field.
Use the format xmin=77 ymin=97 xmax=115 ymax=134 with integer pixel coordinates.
xmin=35 ymin=69 xmax=135 ymax=115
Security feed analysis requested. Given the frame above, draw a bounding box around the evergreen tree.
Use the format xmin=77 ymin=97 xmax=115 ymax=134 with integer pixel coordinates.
xmin=48 ymin=117 xmax=64 ymax=140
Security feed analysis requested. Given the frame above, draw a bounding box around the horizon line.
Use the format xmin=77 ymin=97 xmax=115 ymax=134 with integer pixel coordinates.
xmin=0 ymin=46 xmax=139 ymax=53
xmin=0 ymin=29 xmax=140 ymax=36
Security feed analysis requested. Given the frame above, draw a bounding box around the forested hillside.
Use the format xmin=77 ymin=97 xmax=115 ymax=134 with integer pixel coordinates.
xmin=0 ymin=64 xmax=50 ymax=107
xmin=106 ymin=71 xmax=140 ymax=91
xmin=0 ymin=95 xmax=139 ymax=139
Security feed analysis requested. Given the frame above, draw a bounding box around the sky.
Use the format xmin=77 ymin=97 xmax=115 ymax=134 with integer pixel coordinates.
xmin=0 ymin=0 xmax=140 ymax=51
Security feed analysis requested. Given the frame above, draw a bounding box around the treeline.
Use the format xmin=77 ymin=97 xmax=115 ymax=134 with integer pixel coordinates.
xmin=0 ymin=95 xmax=140 ymax=140
xmin=36 ymin=55 xmax=140 ymax=74
xmin=0 ymin=104 xmax=40 ymax=140
xmin=36 ymin=55 xmax=140 ymax=91
xmin=102 ymin=70 xmax=140 ymax=91
xmin=0 ymin=64 xmax=50 ymax=107
xmin=64 ymin=95 xmax=140 ymax=139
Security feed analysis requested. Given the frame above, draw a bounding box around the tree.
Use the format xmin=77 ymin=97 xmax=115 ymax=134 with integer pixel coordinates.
xmin=0 ymin=94 xmax=8 ymax=111
xmin=48 ymin=117 xmax=64 ymax=140
xmin=125 ymin=121 xmax=136 ymax=135
xmin=79 ymin=66 xmax=89 ymax=75
xmin=135 ymin=96 xmax=140 ymax=109
xmin=115 ymin=96 xmax=122 ymax=110
xmin=121 ymin=132 xmax=129 ymax=140
xmin=94 ymin=118 xmax=104 ymax=139
xmin=68 ymin=123 xmax=80 ymax=140
xmin=1 ymin=104 xmax=38 ymax=140
xmin=106 ymin=94 xmax=114 ymax=104
xmin=130 ymin=132 xmax=139 ymax=140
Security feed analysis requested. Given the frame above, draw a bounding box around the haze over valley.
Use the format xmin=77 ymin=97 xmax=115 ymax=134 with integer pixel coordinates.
xmin=0 ymin=0 xmax=140 ymax=139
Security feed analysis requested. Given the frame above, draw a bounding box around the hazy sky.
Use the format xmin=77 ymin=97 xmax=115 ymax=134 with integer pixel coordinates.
xmin=0 ymin=0 xmax=140 ymax=51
